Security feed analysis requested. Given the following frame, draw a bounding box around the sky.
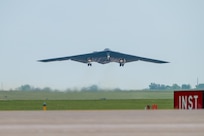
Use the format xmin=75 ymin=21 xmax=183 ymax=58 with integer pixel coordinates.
xmin=0 ymin=0 xmax=204 ymax=90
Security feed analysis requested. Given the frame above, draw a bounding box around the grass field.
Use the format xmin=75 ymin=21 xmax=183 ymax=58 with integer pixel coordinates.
xmin=0 ymin=90 xmax=173 ymax=100
xmin=0 ymin=99 xmax=173 ymax=110
xmin=0 ymin=91 xmax=173 ymax=110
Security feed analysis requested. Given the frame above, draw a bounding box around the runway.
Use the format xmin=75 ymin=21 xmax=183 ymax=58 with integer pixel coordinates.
xmin=0 ymin=110 xmax=204 ymax=136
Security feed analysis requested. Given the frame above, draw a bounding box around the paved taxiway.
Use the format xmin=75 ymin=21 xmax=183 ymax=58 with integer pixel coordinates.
xmin=0 ymin=110 xmax=204 ymax=136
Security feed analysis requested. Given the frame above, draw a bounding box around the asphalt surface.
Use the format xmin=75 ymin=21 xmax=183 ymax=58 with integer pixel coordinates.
xmin=0 ymin=110 xmax=204 ymax=136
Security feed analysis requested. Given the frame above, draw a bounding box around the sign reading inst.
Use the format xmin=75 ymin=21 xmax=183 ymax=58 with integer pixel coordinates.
xmin=174 ymin=90 xmax=204 ymax=109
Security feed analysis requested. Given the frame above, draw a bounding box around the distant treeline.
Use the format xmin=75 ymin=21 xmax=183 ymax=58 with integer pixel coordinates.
xmin=12 ymin=83 xmax=204 ymax=92
xmin=15 ymin=84 xmax=121 ymax=92
xmin=149 ymin=83 xmax=204 ymax=90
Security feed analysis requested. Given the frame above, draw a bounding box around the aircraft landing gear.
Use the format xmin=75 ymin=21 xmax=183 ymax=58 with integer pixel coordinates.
xmin=88 ymin=63 xmax=92 ymax=66
xmin=119 ymin=63 xmax=124 ymax=67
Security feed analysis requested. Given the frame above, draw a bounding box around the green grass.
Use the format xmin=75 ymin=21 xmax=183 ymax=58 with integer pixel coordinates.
xmin=0 ymin=99 xmax=173 ymax=110
xmin=0 ymin=90 xmax=173 ymax=100
xmin=0 ymin=91 xmax=173 ymax=110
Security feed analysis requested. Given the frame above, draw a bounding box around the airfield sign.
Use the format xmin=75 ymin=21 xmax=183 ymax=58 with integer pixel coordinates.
xmin=174 ymin=90 xmax=204 ymax=109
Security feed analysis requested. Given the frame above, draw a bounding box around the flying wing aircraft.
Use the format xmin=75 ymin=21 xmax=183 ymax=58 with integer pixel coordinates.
xmin=38 ymin=48 xmax=169 ymax=66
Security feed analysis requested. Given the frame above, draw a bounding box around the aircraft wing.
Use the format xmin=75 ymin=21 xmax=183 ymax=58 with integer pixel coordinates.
xmin=38 ymin=51 xmax=107 ymax=63
xmin=106 ymin=51 xmax=168 ymax=64
xmin=38 ymin=56 xmax=71 ymax=62
xmin=38 ymin=49 xmax=169 ymax=66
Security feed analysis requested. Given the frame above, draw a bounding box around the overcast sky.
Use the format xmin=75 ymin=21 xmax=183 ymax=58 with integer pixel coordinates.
xmin=0 ymin=0 xmax=204 ymax=90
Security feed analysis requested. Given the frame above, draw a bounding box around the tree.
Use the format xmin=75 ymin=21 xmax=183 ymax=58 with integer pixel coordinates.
xmin=17 ymin=84 xmax=33 ymax=91
xmin=171 ymin=84 xmax=181 ymax=90
xmin=81 ymin=85 xmax=99 ymax=92
xmin=181 ymin=84 xmax=191 ymax=89
xmin=149 ymin=83 xmax=160 ymax=90
xmin=196 ymin=84 xmax=204 ymax=89
xmin=149 ymin=83 xmax=170 ymax=90
xmin=149 ymin=83 xmax=183 ymax=90
xmin=160 ymin=84 xmax=167 ymax=90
